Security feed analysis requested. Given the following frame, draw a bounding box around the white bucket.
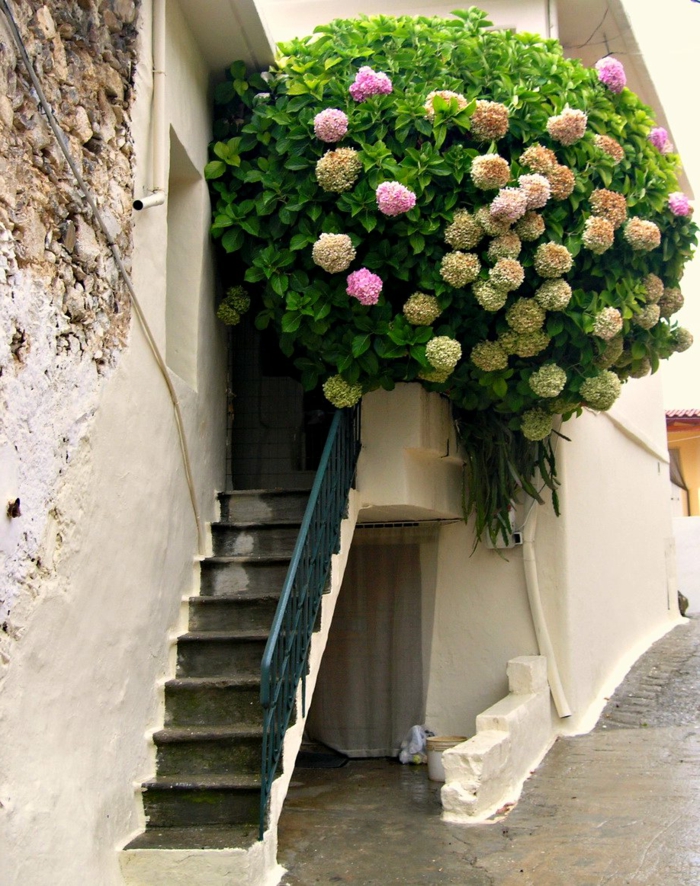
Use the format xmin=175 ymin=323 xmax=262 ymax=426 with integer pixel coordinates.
xmin=426 ymin=735 xmax=466 ymax=782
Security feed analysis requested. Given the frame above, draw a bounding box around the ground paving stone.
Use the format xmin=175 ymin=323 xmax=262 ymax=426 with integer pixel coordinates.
xmin=277 ymin=616 xmax=700 ymax=885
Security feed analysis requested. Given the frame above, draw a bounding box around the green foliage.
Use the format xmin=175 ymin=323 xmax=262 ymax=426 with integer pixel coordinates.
xmin=456 ymin=407 xmax=561 ymax=548
xmin=208 ymin=8 xmax=697 ymax=540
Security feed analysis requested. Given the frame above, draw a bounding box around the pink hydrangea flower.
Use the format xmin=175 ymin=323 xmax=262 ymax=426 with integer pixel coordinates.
xmin=595 ymin=56 xmax=626 ymax=93
xmin=313 ymin=108 xmax=349 ymax=143
xmin=376 ymin=181 xmax=416 ymax=216
xmin=490 ymin=187 xmax=528 ymax=223
xmin=347 ymin=268 xmax=383 ymax=305
xmin=649 ymin=126 xmax=670 ymax=151
xmin=349 ymin=66 xmax=393 ymax=102
xmin=669 ymin=192 xmax=693 ymax=217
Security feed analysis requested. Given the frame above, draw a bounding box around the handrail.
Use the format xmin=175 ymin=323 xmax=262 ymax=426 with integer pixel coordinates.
xmin=258 ymin=404 xmax=361 ymax=839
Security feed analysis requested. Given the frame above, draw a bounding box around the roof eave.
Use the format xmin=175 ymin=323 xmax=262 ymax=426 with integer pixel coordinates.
xmin=178 ymin=0 xmax=276 ymax=72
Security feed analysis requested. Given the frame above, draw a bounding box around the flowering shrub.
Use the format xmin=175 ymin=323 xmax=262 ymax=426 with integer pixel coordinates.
xmin=313 ymin=108 xmax=348 ymax=142
xmin=346 ymin=268 xmax=383 ymax=305
xmin=207 ymin=9 xmax=697 ymax=542
xmin=376 ymin=181 xmax=416 ymax=216
xmin=216 ymin=285 xmax=251 ymax=326
xmin=595 ymin=57 xmax=626 ymax=94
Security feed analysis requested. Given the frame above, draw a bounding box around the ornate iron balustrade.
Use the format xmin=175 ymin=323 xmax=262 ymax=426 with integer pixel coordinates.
xmin=259 ymin=405 xmax=361 ymax=839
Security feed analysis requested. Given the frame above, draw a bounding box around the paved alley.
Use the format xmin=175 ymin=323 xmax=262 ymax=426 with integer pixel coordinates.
xmin=278 ymin=615 xmax=700 ymax=885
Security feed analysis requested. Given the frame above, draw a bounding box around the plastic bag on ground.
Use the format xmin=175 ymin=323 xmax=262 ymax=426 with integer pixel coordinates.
xmin=398 ymin=725 xmax=433 ymax=764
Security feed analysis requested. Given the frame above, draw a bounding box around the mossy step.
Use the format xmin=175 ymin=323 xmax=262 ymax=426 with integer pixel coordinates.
xmin=164 ymin=676 xmax=261 ymax=728
xmin=142 ymin=775 xmax=261 ymax=828
xmin=143 ymin=774 xmax=261 ymax=789
xmin=219 ymin=489 xmax=309 ymax=523
xmin=154 ymin=726 xmax=264 ymax=777
xmin=211 ymin=523 xmax=301 ymax=558
xmin=154 ymin=725 xmax=263 ymax=741
xmin=215 ymin=520 xmax=303 ymax=529
xmin=188 ymin=594 xmax=281 ymax=632
xmin=200 ymin=556 xmax=291 ymax=597
xmin=179 ymin=630 xmax=269 ymax=642
xmin=124 ymin=825 xmax=258 ymax=851
xmin=176 ymin=633 xmax=268 ymax=679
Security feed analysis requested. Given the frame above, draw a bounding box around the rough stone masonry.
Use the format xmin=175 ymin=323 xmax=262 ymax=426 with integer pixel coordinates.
xmin=0 ymin=2 xmax=139 ymax=659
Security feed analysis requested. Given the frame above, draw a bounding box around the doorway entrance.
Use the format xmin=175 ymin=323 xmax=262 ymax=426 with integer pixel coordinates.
xmin=307 ymin=531 xmax=434 ymax=758
xmin=227 ymin=317 xmax=334 ymax=490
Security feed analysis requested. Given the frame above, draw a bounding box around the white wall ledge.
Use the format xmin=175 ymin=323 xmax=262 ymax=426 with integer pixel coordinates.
xmin=440 ymin=656 xmax=555 ymax=822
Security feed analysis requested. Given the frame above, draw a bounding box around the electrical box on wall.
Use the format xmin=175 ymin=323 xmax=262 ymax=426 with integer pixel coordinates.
xmin=485 ymin=530 xmax=524 ymax=549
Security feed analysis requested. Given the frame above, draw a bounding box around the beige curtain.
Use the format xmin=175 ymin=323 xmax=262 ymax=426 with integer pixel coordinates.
xmin=307 ymin=542 xmax=424 ymax=757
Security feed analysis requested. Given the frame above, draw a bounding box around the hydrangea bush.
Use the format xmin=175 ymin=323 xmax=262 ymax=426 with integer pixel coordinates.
xmin=207 ymin=9 xmax=697 ymax=542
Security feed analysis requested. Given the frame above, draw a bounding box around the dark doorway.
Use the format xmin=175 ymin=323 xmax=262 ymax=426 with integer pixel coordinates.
xmin=227 ymin=318 xmax=334 ymax=490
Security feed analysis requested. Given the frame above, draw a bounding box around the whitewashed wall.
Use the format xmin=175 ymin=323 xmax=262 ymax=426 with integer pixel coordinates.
xmin=0 ymin=2 xmax=227 ymax=883
xmin=358 ymin=379 xmax=680 ymax=744
xmin=256 ymin=0 xmax=555 ymax=44
xmin=673 ymin=517 xmax=700 ymax=613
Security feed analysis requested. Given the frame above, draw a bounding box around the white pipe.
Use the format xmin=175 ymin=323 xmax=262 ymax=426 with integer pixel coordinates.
xmin=133 ymin=191 xmax=165 ymax=210
xmin=134 ymin=0 xmax=166 ymax=210
xmin=522 ymin=502 xmax=572 ymax=718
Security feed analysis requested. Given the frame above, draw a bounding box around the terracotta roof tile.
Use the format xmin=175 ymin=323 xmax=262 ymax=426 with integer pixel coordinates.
xmin=666 ymin=409 xmax=700 ymax=418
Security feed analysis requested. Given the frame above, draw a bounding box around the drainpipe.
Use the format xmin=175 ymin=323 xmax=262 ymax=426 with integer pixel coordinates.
xmin=522 ymin=501 xmax=572 ymax=718
xmin=133 ymin=0 xmax=166 ymax=210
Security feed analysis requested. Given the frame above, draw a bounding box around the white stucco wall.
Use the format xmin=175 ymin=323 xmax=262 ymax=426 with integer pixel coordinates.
xmin=0 ymin=3 xmax=227 ymax=883
xmin=424 ymin=519 xmax=540 ymax=737
xmin=359 ymin=378 xmax=680 ymax=746
xmin=672 ymin=517 xmax=700 ymax=613
xmin=546 ymin=376 xmax=679 ymax=733
xmin=257 ymin=0 xmax=555 ymax=45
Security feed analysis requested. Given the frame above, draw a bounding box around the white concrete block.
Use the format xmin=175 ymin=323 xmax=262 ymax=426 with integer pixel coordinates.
xmin=507 ymin=655 xmax=548 ymax=694
xmin=440 ymin=656 xmax=555 ymax=821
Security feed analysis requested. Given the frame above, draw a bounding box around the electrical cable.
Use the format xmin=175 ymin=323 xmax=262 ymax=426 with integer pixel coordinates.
xmin=0 ymin=0 xmax=205 ymax=554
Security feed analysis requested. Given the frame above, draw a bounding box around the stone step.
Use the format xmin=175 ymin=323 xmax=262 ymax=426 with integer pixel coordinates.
xmin=154 ymin=726 xmax=263 ymax=777
xmin=124 ymin=825 xmax=258 ymax=851
xmin=176 ymin=632 xmax=268 ymax=679
xmin=200 ymin=555 xmax=291 ymax=597
xmin=164 ymin=677 xmax=261 ymax=728
xmin=212 ymin=522 xmax=301 ymax=559
xmin=188 ymin=593 xmax=281 ymax=633
xmin=219 ymin=489 xmax=309 ymax=523
xmin=142 ymin=775 xmax=260 ymax=828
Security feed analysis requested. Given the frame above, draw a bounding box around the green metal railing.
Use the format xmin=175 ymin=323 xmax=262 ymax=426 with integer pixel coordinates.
xmin=259 ymin=405 xmax=361 ymax=839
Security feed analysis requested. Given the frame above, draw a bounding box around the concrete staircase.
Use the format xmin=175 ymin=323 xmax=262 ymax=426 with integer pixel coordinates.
xmin=124 ymin=489 xmax=309 ymax=853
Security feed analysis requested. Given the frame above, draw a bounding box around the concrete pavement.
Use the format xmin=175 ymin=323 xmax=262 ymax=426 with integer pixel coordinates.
xmin=277 ymin=615 xmax=700 ymax=885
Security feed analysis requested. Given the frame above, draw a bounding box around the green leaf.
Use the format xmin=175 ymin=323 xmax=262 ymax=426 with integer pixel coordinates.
xmin=221 ymin=227 xmax=244 ymax=252
xmin=214 ymin=81 xmax=236 ymax=104
xmin=281 ymin=311 xmax=302 ymax=333
xmin=547 ymin=316 xmax=564 ymax=337
xmin=433 ymin=124 xmax=448 ymax=150
xmin=286 ymin=81 xmax=310 ymax=96
xmin=290 ymin=233 xmax=312 ymax=251
xmin=204 ymin=160 xmax=226 ymax=180
xmin=359 ymin=213 xmax=378 ymax=233
xmin=285 ymin=157 xmax=312 ymax=171
xmin=409 ymin=233 xmax=425 ymax=254
xmin=229 ymin=60 xmax=247 ymax=80
xmin=352 ymin=334 xmax=371 ymax=357
xmin=254 ymin=310 xmax=272 ymax=330
xmin=271 ymin=274 xmax=289 ymax=296
xmin=492 ymin=378 xmax=508 ymax=399
xmin=244 ymin=265 xmax=266 ymax=282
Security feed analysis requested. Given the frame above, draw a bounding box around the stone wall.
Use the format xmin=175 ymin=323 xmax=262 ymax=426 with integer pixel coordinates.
xmin=0 ymin=1 xmax=139 ymax=658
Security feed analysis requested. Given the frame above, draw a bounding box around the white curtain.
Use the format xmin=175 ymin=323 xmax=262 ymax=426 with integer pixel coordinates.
xmin=307 ymin=542 xmax=425 ymax=757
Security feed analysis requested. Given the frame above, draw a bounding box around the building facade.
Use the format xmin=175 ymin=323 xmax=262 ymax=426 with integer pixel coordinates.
xmin=0 ymin=2 xmax=688 ymax=884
